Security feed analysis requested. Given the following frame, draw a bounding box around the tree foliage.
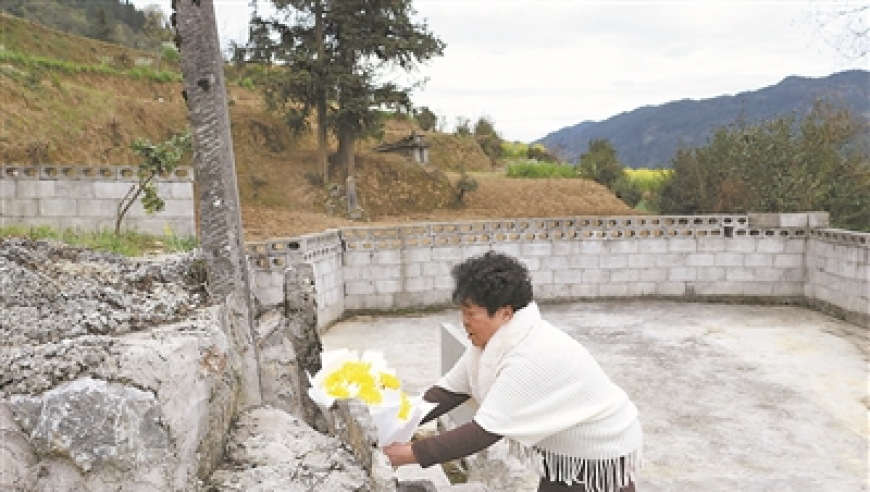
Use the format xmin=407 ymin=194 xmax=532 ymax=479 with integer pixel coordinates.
xmin=658 ymin=102 xmax=870 ymax=231
xmin=576 ymin=138 xmax=644 ymax=207
xmin=454 ymin=117 xmax=471 ymax=136
xmin=526 ymin=144 xmax=558 ymax=163
xmin=577 ymin=139 xmax=625 ymax=189
xmin=415 ymin=106 xmax=438 ymax=132
xmin=248 ymin=0 xmax=445 ymax=194
xmin=472 ymin=116 xmax=502 ymax=167
xmin=117 ymin=133 xmax=191 ymax=235
xmin=0 ymin=0 xmax=171 ymax=51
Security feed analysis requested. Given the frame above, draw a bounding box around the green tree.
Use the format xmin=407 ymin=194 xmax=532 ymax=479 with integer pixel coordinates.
xmin=117 ymin=133 xmax=191 ymax=235
xmin=577 ymin=139 xmax=625 ymax=189
xmin=659 ymin=102 xmax=870 ymax=231
xmin=612 ymin=175 xmax=644 ymax=208
xmin=454 ymin=116 xmax=471 ymax=136
xmin=142 ymin=4 xmax=173 ymax=46
xmin=249 ymin=0 xmax=445 ymax=215
xmin=415 ymin=106 xmax=438 ymax=132
xmin=527 ymin=144 xmax=558 ymax=163
xmin=473 ymin=116 xmax=502 ymax=167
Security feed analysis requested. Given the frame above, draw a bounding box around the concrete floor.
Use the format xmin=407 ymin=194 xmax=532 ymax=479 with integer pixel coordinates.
xmin=321 ymin=300 xmax=869 ymax=491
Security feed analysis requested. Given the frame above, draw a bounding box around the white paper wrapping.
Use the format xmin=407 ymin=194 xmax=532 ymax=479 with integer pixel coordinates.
xmin=308 ymin=349 xmax=437 ymax=447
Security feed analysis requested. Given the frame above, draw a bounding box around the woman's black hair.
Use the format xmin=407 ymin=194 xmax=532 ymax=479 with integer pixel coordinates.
xmin=450 ymin=251 xmax=533 ymax=315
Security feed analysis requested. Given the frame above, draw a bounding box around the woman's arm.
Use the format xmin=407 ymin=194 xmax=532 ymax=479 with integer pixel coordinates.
xmin=412 ymin=420 xmax=502 ymax=467
xmin=421 ymin=386 xmax=470 ymax=425
xmin=384 ymin=420 xmax=502 ymax=468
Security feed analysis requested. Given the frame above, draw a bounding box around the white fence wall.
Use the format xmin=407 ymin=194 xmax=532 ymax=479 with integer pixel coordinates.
xmin=246 ymin=212 xmax=869 ymax=331
xmin=1 ymin=164 xmax=195 ymax=236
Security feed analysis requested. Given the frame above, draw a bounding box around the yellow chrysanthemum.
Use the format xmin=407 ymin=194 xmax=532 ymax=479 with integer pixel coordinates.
xmin=358 ymin=385 xmax=383 ymax=405
xmin=325 ymin=384 xmax=351 ymax=399
xmin=398 ymin=392 xmax=411 ymax=421
xmin=380 ymin=372 xmax=401 ymax=390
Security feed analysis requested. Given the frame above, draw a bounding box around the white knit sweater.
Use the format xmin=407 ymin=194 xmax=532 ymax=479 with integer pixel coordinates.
xmin=438 ymin=302 xmax=642 ymax=491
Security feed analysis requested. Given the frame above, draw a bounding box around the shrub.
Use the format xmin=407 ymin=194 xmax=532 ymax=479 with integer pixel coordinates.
xmin=506 ymin=161 xmax=577 ymax=179
xmin=454 ymin=166 xmax=479 ymax=205
xmin=612 ymin=175 xmax=643 ymax=208
xmin=161 ymin=44 xmax=180 ymax=65
xmin=526 ymin=144 xmax=558 ymax=163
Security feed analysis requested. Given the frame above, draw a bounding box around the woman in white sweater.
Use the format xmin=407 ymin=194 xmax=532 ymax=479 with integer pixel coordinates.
xmin=385 ymin=251 xmax=642 ymax=492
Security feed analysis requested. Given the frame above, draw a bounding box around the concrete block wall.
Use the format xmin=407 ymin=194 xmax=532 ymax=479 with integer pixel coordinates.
xmin=805 ymin=228 xmax=870 ymax=327
xmin=247 ymin=230 xmax=344 ymax=328
xmin=337 ymin=214 xmax=815 ymax=307
xmin=245 ymin=212 xmax=868 ymax=331
xmin=0 ymin=164 xmax=195 ymax=236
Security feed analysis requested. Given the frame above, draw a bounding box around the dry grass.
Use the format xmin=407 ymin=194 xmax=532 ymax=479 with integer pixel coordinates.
xmin=1 ymin=14 xmax=638 ymax=242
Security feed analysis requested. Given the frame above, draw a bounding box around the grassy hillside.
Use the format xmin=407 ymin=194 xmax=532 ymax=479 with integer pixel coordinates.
xmin=0 ymin=13 xmax=637 ymax=240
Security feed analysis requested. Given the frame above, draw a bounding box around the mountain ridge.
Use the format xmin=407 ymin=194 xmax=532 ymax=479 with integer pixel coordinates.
xmin=537 ymin=70 xmax=870 ymax=168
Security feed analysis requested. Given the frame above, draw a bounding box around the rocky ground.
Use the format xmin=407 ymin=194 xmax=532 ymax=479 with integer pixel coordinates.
xmin=0 ymin=237 xmax=398 ymax=491
xmin=0 ymin=238 xmax=209 ymax=397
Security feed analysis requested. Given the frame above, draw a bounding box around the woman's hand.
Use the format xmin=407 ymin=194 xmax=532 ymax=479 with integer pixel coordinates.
xmin=383 ymin=442 xmax=417 ymax=468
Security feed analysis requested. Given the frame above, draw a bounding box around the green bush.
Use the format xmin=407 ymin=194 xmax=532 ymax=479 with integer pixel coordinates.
xmin=161 ymin=44 xmax=180 ymax=65
xmin=526 ymin=144 xmax=558 ymax=163
xmin=501 ymin=141 xmax=528 ymax=160
xmin=454 ymin=168 xmax=479 ymax=205
xmin=612 ymin=175 xmax=644 ymax=208
xmin=506 ymin=161 xmax=577 ymax=179
xmin=239 ymin=77 xmax=256 ymax=90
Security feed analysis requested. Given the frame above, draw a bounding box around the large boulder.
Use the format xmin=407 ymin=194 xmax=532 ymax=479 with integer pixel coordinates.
xmin=0 ymin=239 xmax=238 ymax=491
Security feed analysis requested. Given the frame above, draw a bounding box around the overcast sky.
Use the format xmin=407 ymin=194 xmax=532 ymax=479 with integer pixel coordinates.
xmin=134 ymin=0 xmax=865 ymax=142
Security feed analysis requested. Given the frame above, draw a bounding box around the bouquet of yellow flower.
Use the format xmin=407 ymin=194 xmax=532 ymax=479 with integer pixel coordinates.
xmin=307 ymin=349 xmax=437 ymax=447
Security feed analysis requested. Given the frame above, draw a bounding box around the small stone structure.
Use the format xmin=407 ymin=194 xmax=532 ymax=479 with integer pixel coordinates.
xmin=375 ymin=133 xmax=430 ymax=164
xmin=0 ymin=164 xmax=196 ymax=236
xmin=247 ymin=212 xmax=870 ymax=330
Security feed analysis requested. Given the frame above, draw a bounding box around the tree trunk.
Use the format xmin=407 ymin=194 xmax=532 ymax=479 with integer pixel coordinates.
xmin=173 ymin=0 xmax=262 ymax=409
xmin=337 ymin=125 xmax=359 ymax=217
xmin=315 ymin=2 xmax=329 ymax=181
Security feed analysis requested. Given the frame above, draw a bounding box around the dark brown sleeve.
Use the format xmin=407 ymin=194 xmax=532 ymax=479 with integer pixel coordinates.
xmin=420 ymin=386 xmax=470 ymax=425
xmin=411 ymin=420 xmax=502 ymax=468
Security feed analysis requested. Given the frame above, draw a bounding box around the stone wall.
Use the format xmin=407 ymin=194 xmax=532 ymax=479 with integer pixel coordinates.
xmin=246 ymin=212 xmax=869 ymax=330
xmin=0 ymin=164 xmax=196 ymax=236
